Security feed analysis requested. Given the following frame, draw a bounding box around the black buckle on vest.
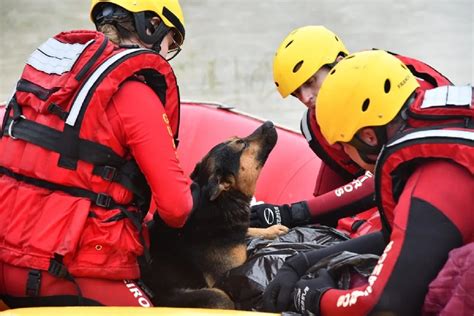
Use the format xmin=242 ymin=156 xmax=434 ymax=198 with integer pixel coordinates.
xmin=96 ymin=193 xmax=112 ymax=208
xmin=48 ymin=258 xmax=69 ymax=279
xmin=25 ymin=269 xmax=42 ymax=297
xmin=6 ymin=115 xmax=25 ymax=140
xmin=48 ymin=254 xmax=84 ymax=305
xmin=101 ymin=166 xmax=117 ymax=181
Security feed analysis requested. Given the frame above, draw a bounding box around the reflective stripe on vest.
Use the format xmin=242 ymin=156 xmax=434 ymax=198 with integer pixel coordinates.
xmin=300 ymin=108 xmax=363 ymax=180
xmin=388 ymin=128 xmax=474 ymax=147
xmin=300 ymin=108 xmax=313 ymax=143
xmin=67 ymin=48 xmax=148 ymax=126
xmin=421 ymin=85 xmax=472 ymax=109
xmin=27 ymin=38 xmax=95 ymax=75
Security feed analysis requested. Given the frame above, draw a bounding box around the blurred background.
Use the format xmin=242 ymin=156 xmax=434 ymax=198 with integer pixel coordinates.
xmin=0 ymin=0 xmax=472 ymax=130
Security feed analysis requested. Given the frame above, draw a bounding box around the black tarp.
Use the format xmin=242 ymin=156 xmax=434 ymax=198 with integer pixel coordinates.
xmin=217 ymin=225 xmax=379 ymax=311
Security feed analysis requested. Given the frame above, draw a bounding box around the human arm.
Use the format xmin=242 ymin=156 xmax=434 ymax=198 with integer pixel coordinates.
xmin=109 ymin=81 xmax=193 ymax=228
xmin=314 ymin=161 xmax=472 ymax=316
xmin=250 ymin=171 xmax=375 ymax=228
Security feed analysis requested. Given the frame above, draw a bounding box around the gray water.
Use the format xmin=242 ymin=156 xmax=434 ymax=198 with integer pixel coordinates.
xmin=1 ymin=0 xmax=472 ymax=130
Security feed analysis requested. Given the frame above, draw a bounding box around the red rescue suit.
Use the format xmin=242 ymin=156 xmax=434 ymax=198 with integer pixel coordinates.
xmin=300 ymin=52 xmax=452 ymax=237
xmin=0 ymin=30 xmax=190 ymax=282
xmin=319 ymin=85 xmax=474 ymax=315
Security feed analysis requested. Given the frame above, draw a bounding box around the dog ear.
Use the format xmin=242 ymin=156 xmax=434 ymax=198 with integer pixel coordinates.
xmin=208 ymin=175 xmax=234 ymax=201
xmin=190 ymin=162 xmax=202 ymax=180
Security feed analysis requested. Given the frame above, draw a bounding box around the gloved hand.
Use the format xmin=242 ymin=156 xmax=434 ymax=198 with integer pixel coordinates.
xmin=262 ymin=261 xmax=301 ymax=312
xmin=250 ymin=201 xmax=311 ymax=228
xmin=262 ymin=252 xmax=311 ymax=312
xmin=293 ymin=269 xmax=337 ymax=316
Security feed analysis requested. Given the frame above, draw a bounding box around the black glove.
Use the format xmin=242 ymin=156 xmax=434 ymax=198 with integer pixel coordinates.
xmin=250 ymin=201 xmax=311 ymax=228
xmin=262 ymin=232 xmax=385 ymax=313
xmin=293 ymin=268 xmax=336 ymax=316
xmin=262 ymin=252 xmax=312 ymax=312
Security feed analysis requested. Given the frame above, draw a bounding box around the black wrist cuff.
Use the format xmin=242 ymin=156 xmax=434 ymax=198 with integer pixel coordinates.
xmin=290 ymin=201 xmax=311 ymax=226
xmin=286 ymin=251 xmax=311 ymax=276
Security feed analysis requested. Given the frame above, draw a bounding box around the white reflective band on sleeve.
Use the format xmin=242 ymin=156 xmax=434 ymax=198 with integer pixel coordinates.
xmin=421 ymin=85 xmax=472 ymax=108
xmin=66 ymin=48 xmax=148 ymax=127
xmin=300 ymin=109 xmax=312 ymax=142
xmin=26 ymin=38 xmax=94 ymax=75
xmin=388 ymin=129 xmax=474 ymax=147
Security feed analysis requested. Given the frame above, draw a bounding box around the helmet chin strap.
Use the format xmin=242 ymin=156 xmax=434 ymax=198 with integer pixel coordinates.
xmin=133 ymin=11 xmax=170 ymax=53
xmin=349 ymin=126 xmax=388 ymax=165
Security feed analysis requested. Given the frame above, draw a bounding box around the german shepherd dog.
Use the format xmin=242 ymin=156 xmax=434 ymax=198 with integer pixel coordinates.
xmin=144 ymin=121 xmax=278 ymax=308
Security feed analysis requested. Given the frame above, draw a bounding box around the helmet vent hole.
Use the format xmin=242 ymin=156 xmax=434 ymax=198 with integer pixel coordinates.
xmin=293 ymin=60 xmax=304 ymax=73
xmin=384 ymin=79 xmax=391 ymax=93
xmin=335 ymin=36 xmax=339 ymax=42
xmin=330 ymin=69 xmax=336 ymax=75
xmin=362 ymin=98 xmax=370 ymax=112
xmin=285 ymin=40 xmax=294 ymax=48
xmin=275 ymin=82 xmax=279 ymax=87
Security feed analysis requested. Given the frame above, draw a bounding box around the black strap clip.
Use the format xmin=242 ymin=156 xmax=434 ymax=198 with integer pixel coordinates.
xmin=101 ymin=165 xmax=117 ymax=181
xmin=25 ymin=269 xmax=42 ymax=297
xmin=96 ymin=193 xmax=113 ymax=208
xmin=48 ymin=257 xmax=69 ymax=279
xmin=6 ymin=115 xmax=26 ymax=140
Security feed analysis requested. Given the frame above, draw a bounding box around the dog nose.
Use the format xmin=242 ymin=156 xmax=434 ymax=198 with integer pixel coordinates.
xmin=262 ymin=121 xmax=274 ymax=129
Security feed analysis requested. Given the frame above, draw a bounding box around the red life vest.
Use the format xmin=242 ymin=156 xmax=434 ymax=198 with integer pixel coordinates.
xmin=0 ymin=30 xmax=180 ymax=279
xmin=301 ymin=52 xmax=453 ymax=184
xmin=375 ymin=85 xmax=474 ymax=233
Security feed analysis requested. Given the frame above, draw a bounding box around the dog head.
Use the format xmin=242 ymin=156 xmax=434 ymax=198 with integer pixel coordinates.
xmin=191 ymin=121 xmax=278 ymax=202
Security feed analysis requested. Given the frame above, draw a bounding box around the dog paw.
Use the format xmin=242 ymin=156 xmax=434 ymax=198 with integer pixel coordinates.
xmin=248 ymin=225 xmax=289 ymax=240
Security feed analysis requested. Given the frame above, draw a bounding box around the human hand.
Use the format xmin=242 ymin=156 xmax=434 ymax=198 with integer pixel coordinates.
xmin=262 ymin=260 xmax=301 ymax=312
xmin=250 ymin=201 xmax=310 ymax=228
xmin=293 ymin=268 xmax=336 ymax=315
xmin=250 ymin=203 xmax=292 ymax=227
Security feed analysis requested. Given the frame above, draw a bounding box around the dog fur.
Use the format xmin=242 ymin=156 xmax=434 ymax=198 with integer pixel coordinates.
xmin=144 ymin=121 xmax=278 ymax=308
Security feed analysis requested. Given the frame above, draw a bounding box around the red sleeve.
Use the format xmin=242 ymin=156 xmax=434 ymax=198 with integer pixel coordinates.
xmin=108 ymin=80 xmax=193 ymax=228
xmin=306 ymin=171 xmax=376 ymax=225
xmin=319 ymin=160 xmax=474 ymax=315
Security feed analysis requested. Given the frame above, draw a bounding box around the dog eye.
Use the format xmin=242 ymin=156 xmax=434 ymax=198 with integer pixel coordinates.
xmin=236 ymin=139 xmax=248 ymax=149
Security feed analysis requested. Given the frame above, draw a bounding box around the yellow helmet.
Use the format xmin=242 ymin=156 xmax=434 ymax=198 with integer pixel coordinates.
xmin=90 ymin=0 xmax=185 ymax=47
xmin=316 ymin=50 xmax=420 ymax=145
xmin=273 ymin=25 xmax=349 ymax=98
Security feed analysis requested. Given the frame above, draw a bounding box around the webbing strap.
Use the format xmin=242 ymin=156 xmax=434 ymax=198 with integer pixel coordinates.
xmin=48 ymin=255 xmax=84 ymax=305
xmin=0 ymin=166 xmax=126 ymax=210
xmin=3 ymin=116 xmax=125 ymax=167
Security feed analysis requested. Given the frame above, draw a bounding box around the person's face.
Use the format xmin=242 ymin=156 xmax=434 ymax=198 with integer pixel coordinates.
xmin=157 ymin=31 xmax=174 ymax=57
xmin=291 ymin=66 xmax=331 ymax=111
